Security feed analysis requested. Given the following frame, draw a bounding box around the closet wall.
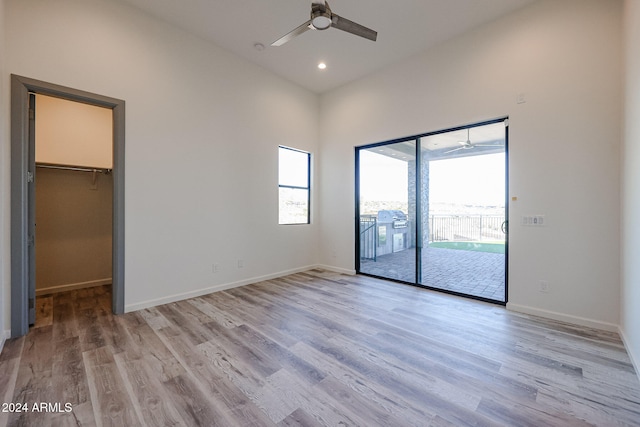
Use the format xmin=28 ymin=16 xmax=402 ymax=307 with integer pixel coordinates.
xmin=36 ymin=94 xmax=112 ymax=168
xmin=35 ymin=95 xmax=113 ymax=294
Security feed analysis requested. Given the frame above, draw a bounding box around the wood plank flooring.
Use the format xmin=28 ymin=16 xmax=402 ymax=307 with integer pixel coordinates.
xmin=1 ymin=270 xmax=639 ymax=426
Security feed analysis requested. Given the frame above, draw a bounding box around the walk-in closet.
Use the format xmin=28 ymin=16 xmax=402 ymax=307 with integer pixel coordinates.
xmin=34 ymin=94 xmax=113 ymax=302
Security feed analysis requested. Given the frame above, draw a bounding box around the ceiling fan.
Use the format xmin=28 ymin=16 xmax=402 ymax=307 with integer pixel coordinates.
xmin=271 ymin=0 xmax=377 ymax=47
xmin=444 ymin=128 xmax=503 ymax=154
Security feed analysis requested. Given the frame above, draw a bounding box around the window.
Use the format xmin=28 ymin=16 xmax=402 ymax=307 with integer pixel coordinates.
xmin=279 ymin=146 xmax=310 ymax=224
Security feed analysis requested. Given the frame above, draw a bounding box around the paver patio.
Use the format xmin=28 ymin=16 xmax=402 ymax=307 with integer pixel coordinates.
xmin=360 ymin=246 xmax=506 ymax=302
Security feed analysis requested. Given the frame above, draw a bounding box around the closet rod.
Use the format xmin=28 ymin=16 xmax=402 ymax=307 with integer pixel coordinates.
xmin=36 ymin=163 xmax=112 ymax=174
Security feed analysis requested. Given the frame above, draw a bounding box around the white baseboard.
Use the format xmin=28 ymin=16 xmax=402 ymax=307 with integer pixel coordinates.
xmin=506 ymin=303 xmax=619 ymax=332
xmin=0 ymin=330 xmax=10 ymax=354
xmin=314 ymin=264 xmax=356 ymax=275
xmin=619 ymin=327 xmax=640 ymax=377
xmin=125 ymin=265 xmax=324 ymax=313
xmin=36 ymin=278 xmax=112 ymax=296
xmin=505 ymin=304 xmax=640 ymax=381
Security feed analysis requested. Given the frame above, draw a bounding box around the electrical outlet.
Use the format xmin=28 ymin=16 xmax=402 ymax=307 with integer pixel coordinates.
xmin=212 ymin=264 xmax=219 ymax=273
xmin=522 ymin=215 xmax=545 ymax=226
xmin=237 ymin=259 xmax=244 ymax=269
xmin=539 ymin=280 xmax=550 ymax=293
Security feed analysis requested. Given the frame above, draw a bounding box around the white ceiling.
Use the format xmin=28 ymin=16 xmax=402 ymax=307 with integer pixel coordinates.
xmin=371 ymin=121 xmax=506 ymax=162
xmin=116 ymin=0 xmax=536 ymax=94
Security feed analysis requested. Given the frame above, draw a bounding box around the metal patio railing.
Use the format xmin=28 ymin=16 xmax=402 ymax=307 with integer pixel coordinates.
xmin=359 ymin=215 xmax=377 ymax=261
xmin=429 ymin=214 xmax=505 ymax=242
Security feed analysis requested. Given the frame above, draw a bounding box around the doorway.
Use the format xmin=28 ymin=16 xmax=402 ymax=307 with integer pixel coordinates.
xmin=35 ymin=94 xmax=114 ymax=301
xmin=10 ymin=75 xmax=125 ymax=337
xmin=356 ymin=119 xmax=508 ymax=304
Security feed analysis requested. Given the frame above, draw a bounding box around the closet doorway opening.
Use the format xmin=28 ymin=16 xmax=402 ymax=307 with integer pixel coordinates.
xmin=11 ymin=75 xmax=125 ymax=337
xmin=355 ymin=119 xmax=508 ymax=304
xmin=35 ymin=94 xmax=114 ymax=313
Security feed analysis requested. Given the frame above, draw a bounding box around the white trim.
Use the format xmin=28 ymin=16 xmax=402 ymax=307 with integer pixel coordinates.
xmin=0 ymin=330 xmax=10 ymax=354
xmin=35 ymin=278 xmax=112 ymax=296
xmin=619 ymin=327 xmax=640 ymax=378
xmin=125 ymin=265 xmax=323 ymax=313
xmin=507 ymin=305 xmax=638 ymax=379
xmin=314 ymin=264 xmax=356 ymax=275
xmin=506 ymin=303 xmax=619 ymax=332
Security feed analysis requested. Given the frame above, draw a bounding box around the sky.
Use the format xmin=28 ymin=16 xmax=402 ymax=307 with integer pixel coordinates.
xmin=429 ymin=153 xmax=505 ymax=206
xmin=359 ymin=151 xmax=408 ymax=201
xmin=359 ymin=151 xmax=505 ymax=207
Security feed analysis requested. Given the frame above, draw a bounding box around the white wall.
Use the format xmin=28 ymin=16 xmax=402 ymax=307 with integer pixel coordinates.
xmin=622 ymin=0 xmax=640 ymax=373
xmin=2 ymin=0 xmax=320 ymax=317
xmin=319 ymin=0 xmax=622 ymax=330
xmin=0 ymin=0 xmax=631 ymax=349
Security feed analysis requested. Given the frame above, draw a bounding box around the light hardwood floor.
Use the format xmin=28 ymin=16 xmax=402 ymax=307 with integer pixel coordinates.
xmin=1 ymin=270 xmax=639 ymax=426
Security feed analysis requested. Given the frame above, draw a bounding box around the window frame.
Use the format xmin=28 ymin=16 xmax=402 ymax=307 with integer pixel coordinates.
xmin=278 ymin=145 xmax=311 ymax=225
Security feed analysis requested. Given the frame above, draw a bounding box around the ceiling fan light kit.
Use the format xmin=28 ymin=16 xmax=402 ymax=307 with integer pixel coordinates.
xmin=311 ymin=3 xmax=332 ymax=30
xmin=272 ymin=0 xmax=377 ymax=47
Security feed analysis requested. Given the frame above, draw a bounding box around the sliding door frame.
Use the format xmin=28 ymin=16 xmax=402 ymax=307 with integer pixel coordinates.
xmin=355 ymin=117 xmax=509 ymax=305
xmin=354 ymin=135 xmax=420 ymax=274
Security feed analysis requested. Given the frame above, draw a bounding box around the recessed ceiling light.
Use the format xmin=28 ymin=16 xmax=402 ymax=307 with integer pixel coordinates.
xmin=318 ymin=62 xmax=327 ymax=70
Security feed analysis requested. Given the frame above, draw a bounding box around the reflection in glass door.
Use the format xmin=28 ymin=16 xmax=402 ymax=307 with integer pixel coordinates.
xmin=357 ymin=140 xmax=417 ymax=284
xmin=356 ymin=120 xmax=508 ymax=304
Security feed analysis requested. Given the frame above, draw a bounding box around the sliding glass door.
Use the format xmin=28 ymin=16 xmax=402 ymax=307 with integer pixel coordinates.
xmin=357 ymin=140 xmax=417 ymax=283
xmin=356 ymin=120 xmax=508 ymax=303
xmin=420 ymin=122 xmax=507 ymax=302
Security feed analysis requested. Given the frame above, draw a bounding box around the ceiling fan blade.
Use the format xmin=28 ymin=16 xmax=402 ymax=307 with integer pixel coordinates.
xmin=443 ymin=147 xmax=465 ymax=154
xmin=476 ymin=144 xmax=504 ymax=147
xmin=331 ymin=14 xmax=377 ymax=41
xmin=271 ymin=20 xmax=313 ymax=46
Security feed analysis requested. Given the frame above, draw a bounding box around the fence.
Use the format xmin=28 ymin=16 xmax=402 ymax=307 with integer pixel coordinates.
xmin=429 ymin=214 xmax=505 ymax=242
xmin=359 ymin=215 xmax=377 ymax=260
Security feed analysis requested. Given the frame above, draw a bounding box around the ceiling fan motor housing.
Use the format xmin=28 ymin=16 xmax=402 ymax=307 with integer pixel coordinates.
xmin=311 ymin=4 xmax=332 ymax=30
